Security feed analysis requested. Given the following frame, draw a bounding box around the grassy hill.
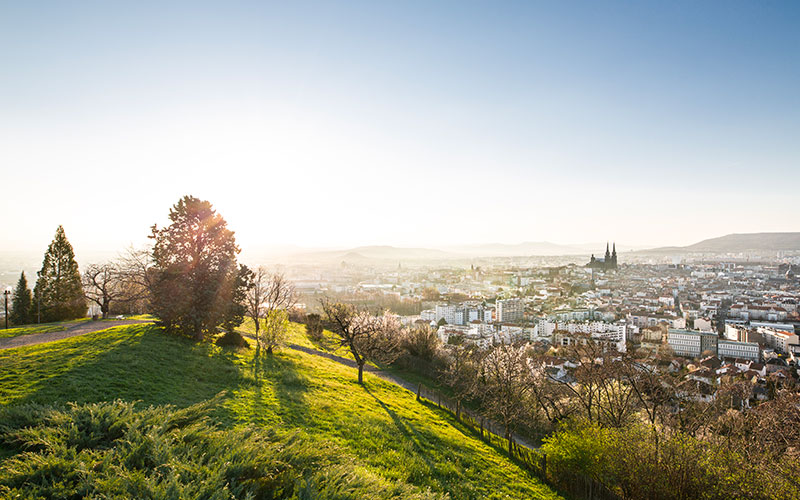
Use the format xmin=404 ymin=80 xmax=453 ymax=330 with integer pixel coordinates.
xmin=0 ymin=323 xmax=560 ymax=500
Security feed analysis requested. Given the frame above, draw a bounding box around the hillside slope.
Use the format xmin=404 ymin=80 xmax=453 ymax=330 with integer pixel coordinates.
xmin=0 ymin=324 xmax=560 ymax=500
xmin=643 ymin=232 xmax=800 ymax=254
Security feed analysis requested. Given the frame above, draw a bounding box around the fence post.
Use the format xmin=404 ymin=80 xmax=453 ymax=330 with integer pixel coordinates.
xmin=416 ymin=383 xmax=421 ymax=402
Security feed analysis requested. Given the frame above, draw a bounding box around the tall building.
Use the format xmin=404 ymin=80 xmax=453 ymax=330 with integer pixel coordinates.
xmin=587 ymin=242 xmax=618 ymax=271
xmin=497 ymin=298 xmax=524 ymax=324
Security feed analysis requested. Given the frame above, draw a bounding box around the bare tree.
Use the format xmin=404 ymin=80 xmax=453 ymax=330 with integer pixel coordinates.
xmin=440 ymin=341 xmax=480 ymax=420
xmin=622 ymin=354 xmax=677 ymax=457
xmin=263 ymin=272 xmax=296 ymax=316
xmin=244 ymin=266 xmax=267 ymax=344
xmin=117 ymin=246 xmax=155 ymax=309
xmin=320 ymin=297 xmax=402 ymax=384
xmin=244 ymin=267 xmax=296 ymax=353
xmin=83 ymin=263 xmax=125 ymax=319
xmin=478 ymin=342 xmax=534 ymax=457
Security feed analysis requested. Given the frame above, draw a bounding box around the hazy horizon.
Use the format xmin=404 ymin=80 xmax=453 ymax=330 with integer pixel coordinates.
xmin=2 ymin=1 xmax=799 ymax=254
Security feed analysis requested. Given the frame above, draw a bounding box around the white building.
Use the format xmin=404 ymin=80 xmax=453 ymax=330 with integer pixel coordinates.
xmin=757 ymin=326 xmax=799 ymax=353
xmin=668 ymin=329 xmax=759 ymax=362
xmin=497 ymin=298 xmax=524 ymax=324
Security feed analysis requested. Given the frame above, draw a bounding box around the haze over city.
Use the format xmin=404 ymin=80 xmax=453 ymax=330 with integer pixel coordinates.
xmin=2 ymin=1 xmax=799 ymax=255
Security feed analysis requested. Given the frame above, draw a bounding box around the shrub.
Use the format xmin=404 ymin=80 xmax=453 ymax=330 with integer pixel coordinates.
xmin=0 ymin=396 xmax=444 ymax=500
xmin=216 ymin=330 xmax=250 ymax=348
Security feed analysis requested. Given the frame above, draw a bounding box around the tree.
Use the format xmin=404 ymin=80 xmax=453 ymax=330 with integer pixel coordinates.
xmin=34 ymin=226 xmax=87 ymax=322
xmin=83 ymin=263 xmax=125 ymax=319
xmin=9 ymin=272 xmax=33 ymax=325
xmin=149 ymin=196 xmax=245 ymax=341
xmin=440 ymin=342 xmax=480 ymax=420
xmin=244 ymin=267 xmax=296 ymax=353
xmin=219 ymin=264 xmax=250 ymax=336
xmin=261 ymin=309 xmax=289 ymax=354
xmin=320 ymin=297 xmax=403 ymax=384
xmin=479 ymin=342 xmax=535 ymax=457
xmin=115 ymin=246 xmax=155 ymax=314
xmin=305 ymin=313 xmax=323 ymax=341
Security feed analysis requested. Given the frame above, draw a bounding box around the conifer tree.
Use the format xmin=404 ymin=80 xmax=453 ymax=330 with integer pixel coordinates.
xmin=9 ymin=272 xmax=33 ymax=326
xmin=150 ymin=196 xmax=247 ymax=341
xmin=34 ymin=226 xmax=87 ymax=322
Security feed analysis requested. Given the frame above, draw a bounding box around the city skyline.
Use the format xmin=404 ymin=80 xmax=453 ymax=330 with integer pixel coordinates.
xmin=2 ymin=1 xmax=799 ymax=253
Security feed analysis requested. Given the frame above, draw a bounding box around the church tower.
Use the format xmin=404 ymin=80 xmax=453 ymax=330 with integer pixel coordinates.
xmin=611 ymin=242 xmax=618 ymax=269
xmin=604 ymin=242 xmax=611 ymax=263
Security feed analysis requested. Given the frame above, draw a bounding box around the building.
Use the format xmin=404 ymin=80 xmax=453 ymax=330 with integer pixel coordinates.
xmin=718 ymin=339 xmax=760 ymax=362
xmin=757 ymin=326 xmax=799 ymax=353
xmin=668 ymin=329 xmax=759 ymax=362
xmin=586 ymin=242 xmax=618 ymax=271
xmin=668 ymin=329 xmax=718 ymax=358
xmin=435 ymin=304 xmax=466 ymax=325
xmin=497 ymin=298 xmax=524 ymax=323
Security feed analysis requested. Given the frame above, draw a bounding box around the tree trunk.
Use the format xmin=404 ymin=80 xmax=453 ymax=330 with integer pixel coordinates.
xmin=456 ymin=399 xmax=461 ymax=420
xmin=358 ymin=363 xmax=364 ymax=384
xmin=507 ymin=430 xmax=514 ymax=458
xmin=267 ymin=345 xmax=273 ymax=355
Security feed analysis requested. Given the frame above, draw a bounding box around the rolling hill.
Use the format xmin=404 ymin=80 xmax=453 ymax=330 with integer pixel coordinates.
xmin=0 ymin=323 xmax=560 ymax=500
xmin=642 ymin=232 xmax=800 ymax=254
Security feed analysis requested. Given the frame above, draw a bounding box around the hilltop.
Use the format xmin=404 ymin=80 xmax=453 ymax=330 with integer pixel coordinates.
xmin=641 ymin=232 xmax=800 ymax=254
xmin=0 ymin=323 xmax=560 ymax=500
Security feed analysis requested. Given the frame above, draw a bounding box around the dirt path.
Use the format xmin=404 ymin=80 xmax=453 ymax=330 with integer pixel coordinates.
xmin=0 ymin=320 xmax=152 ymax=350
xmin=285 ymin=342 xmax=538 ymax=451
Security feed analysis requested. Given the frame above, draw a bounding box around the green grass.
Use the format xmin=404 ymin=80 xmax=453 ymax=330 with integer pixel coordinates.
xmin=0 ymin=318 xmax=92 ymax=338
xmin=0 ymin=324 xmax=66 ymax=338
xmin=0 ymin=323 xmax=560 ymax=500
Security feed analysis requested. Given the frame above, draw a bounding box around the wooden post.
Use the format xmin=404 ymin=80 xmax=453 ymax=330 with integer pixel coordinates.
xmin=416 ymin=383 xmax=421 ymax=402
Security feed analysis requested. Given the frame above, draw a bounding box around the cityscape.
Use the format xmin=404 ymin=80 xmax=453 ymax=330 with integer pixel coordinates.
xmin=1 ymin=1 xmax=799 ymax=500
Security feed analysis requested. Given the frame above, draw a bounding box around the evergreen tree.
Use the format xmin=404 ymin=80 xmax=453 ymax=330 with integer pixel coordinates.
xmin=10 ymin=272 xmax=33 ymax=325
xmin=34 ymin=226 xmax=87 ymax=322
xmin=150 ymin=196 xmax=247 ymax=341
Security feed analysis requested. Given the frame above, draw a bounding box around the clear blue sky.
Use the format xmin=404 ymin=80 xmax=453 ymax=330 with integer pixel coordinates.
xmin=1 ymin=1 xmax=799 ymax=253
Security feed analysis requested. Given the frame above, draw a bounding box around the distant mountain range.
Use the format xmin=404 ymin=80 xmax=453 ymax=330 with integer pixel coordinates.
xmin=640 ymin=232 xmax=800 ymax=255
xmin=278 ymin=233 xmax=800 ymax=263
xmin=278 ymin=242 xmax=646 ymax=263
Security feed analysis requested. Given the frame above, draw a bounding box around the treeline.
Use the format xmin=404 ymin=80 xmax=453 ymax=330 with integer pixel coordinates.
xmin=330 ymin=330 xmax=800 ymax=500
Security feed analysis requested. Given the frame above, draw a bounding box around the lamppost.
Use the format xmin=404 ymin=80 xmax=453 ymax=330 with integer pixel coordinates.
xmin=3 ymin=287 xmax=10 ymax=329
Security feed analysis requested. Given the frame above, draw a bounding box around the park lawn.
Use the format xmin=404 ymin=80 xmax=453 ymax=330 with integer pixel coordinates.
xmin=0 ymin=323 xmax=560 ymax=500
xmin=237 ymin=318 xmax=374 ymax=366
xmin=0 ymin=318 xmax=90 ymax=338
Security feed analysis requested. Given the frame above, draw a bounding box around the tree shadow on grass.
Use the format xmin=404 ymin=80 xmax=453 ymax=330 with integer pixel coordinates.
xmin=240 ymin=350 xmax=312 ymax=427
xmin=2 ymin=325 xmax=249 ymax=412
xmin=362 ymin=384 xmax=451 ymax=492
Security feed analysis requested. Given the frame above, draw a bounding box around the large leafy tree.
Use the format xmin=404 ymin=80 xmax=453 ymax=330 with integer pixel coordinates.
xmin=10 ymin=272 xmax=33 ymax=325
xmin=149 ymin=196 xmax=247 ymax=341
xmin=34 ymin=226 xmax=87 ymax=322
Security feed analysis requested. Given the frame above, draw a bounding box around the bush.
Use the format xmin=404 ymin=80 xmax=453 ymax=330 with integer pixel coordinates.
xmin=215 ymin=330 xmax=250 ymax=348
xmin=0 ymin=397 xmax=444 ymax=500
xmin=305 ymin=313 xmax=324 ymax=341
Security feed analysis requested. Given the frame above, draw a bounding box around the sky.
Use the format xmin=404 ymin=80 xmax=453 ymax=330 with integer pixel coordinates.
xmin=1 ymin=0 xmax=799 ymax=256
